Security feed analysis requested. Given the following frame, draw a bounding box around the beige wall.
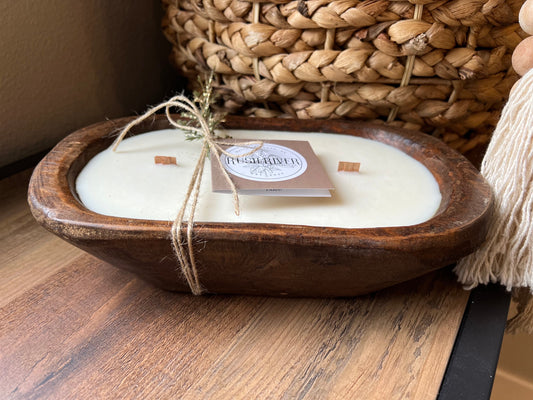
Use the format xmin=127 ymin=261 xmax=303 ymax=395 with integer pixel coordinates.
xmin=1 ymin=0 xmax=177 ymax=168
xmin=491 ymin=301 xmax=533 ymax=400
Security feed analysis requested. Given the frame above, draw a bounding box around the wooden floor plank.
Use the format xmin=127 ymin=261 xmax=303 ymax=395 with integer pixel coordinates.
xmin=0 ymin=171 xmax=81 ymax=307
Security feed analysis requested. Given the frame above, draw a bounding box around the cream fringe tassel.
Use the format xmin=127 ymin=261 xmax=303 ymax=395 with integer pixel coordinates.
xmin=455 ymin=69 xmax=533 ymax=334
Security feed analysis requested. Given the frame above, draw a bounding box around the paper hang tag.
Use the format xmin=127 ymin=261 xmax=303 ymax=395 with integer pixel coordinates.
xmin=211 ymin=139 xmax=334 ymax=197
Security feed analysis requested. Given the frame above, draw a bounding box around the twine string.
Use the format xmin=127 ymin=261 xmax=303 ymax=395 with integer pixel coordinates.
xmin=113 ymin=94 xmax=263 ymax=295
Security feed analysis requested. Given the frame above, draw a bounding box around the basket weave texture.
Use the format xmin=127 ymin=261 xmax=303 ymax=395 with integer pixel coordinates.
xmin=162 ymin=0 xmax=526 ymax=153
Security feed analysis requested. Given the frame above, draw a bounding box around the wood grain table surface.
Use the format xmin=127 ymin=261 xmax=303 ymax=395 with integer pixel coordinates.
xmin=0 ymin=170 xmax=470 ymax=400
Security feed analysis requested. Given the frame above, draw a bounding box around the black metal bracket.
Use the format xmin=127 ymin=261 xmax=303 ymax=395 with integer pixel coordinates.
xmin=438 ymin=283 xmax=511 ymax=400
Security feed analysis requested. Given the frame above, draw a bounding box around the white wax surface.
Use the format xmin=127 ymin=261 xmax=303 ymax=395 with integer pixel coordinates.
xmin=76 ymin=129 xmax=442 ymax=228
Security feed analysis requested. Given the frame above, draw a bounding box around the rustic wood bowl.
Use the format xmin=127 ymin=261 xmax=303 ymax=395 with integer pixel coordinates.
xmin=28 ymin=116 xmax=492 ymax=297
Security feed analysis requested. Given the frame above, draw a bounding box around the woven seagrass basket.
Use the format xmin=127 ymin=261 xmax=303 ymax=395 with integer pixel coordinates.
xmin=162 ymin=0 xmax=526 ymax=153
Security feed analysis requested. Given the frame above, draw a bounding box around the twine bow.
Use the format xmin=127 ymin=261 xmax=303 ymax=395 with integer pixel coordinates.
xmin=112 ymin=94 xmax=262 ymax=295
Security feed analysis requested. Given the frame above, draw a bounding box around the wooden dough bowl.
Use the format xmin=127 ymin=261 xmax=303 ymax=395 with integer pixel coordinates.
xmin=28 ymin=116 xmax=492 ymax=297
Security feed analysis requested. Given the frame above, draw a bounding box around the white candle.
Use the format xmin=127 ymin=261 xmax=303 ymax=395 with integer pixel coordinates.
xmin=76 ymin=129 xmax=442 ymax=228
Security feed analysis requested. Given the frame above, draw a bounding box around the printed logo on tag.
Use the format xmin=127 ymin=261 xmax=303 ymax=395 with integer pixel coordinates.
xmin=221 ymin=143 xmax=308 ymax=182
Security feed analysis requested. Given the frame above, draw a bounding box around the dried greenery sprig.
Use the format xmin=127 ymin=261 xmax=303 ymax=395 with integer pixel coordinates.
xmin=179 ymin=73 xmax=226 ymax=142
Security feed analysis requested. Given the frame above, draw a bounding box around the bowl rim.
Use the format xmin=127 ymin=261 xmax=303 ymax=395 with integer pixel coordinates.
xmin=28 ymin=115 xmax=492 ymax=253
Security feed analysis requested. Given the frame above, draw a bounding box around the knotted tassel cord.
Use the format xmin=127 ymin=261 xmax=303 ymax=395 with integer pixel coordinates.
xmin=112 ymin=94 xmax=262 ymax=295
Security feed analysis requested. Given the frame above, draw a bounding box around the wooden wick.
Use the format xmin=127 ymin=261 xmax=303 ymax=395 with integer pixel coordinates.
xmin=154 ymin=156 xmax=177 ymax=165
xmin=338 ymin=161 xmax=361 ymax=173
